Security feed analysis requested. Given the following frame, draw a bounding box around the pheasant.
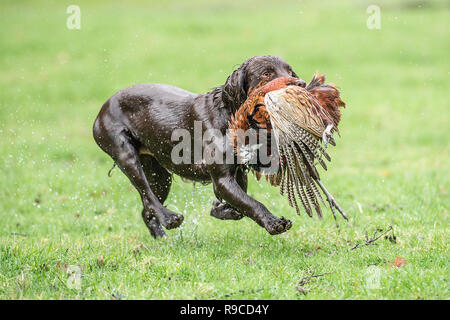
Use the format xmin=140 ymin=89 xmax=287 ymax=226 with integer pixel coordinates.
xmin=228 ymin=73 xmax=347 ymax=221
xmin=228 ymin=77 xmax=301 ymax=177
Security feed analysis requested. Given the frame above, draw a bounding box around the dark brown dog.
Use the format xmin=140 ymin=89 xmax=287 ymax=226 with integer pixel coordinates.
xmin=93 ymin=55 xmax=306 ymax=238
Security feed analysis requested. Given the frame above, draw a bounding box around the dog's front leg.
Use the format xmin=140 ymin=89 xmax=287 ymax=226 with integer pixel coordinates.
xmin=209 ymin=166 xmax=292 ymax=235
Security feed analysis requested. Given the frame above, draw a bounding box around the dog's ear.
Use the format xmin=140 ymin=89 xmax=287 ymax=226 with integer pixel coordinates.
xmin=222 ymin=62 xmax=249 ymax=112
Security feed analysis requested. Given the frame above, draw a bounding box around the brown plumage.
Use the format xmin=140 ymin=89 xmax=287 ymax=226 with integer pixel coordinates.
xmin=228 ymin=77 xmax=300 ymax=185
xmin=228 ymin=77 xmax=300 ymax=135
xmin=306 ymin=73 xmax=345 ymax=127
xmin=228 ymin=73 xmax=347 ymax=221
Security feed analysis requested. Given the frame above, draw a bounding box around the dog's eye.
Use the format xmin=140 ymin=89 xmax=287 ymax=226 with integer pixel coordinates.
xmin=263 ymin=71 xmax=271 ymax=77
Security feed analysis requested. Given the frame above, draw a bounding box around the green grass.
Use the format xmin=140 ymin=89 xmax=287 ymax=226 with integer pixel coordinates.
xmin=0 ymin=0 xmax=449 ymax=299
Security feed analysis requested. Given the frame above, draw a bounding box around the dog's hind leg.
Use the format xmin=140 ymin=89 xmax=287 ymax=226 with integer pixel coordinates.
xmin=210 ymin=167 xmax=246 ymax=220
xmin=140 ymin=154 xmax=172 ymax=238
xmin=94 ymin=125 xmax=184 ymax=231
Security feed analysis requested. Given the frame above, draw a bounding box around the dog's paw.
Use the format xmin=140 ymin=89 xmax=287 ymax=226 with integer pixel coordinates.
xmin=162 ymin=212 xmax=184 ymax=230
xmin=210 ymin=201 xmax=244 ymax=220
xmin=147 ymin=217 xmax=167 ymax=238
xmin=265 ymin=216 xmax=292 ymax=235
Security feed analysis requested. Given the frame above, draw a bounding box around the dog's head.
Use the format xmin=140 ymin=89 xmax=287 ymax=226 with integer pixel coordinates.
xmin=222 ymin=55 xmax=303 ymax=111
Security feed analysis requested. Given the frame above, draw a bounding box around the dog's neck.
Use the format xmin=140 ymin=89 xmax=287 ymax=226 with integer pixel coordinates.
xmin=199 ymin=86 xmax=239 ymax=112
xmin=209 ymin=86 xmax=225 ymax=109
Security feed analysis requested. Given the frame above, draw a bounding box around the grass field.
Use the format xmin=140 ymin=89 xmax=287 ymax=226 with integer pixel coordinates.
xmin=0 ymin=0 xmax=448 ymax=299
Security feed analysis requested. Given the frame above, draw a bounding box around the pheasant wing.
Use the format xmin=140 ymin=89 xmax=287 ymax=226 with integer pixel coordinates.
xmin=264 ymin=86 xmax=333 ymax=139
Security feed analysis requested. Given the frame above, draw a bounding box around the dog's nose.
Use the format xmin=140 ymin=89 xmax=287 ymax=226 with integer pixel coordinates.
xmin=294 ymin=79 xmax=306 ymax=88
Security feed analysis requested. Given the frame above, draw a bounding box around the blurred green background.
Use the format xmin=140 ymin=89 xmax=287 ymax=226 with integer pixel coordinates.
xmin=0 ymin=0 xmax=448 ymax=299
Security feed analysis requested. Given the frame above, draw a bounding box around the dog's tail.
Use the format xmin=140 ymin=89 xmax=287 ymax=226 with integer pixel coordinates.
xmin=108 ymin=162 xmax=117 ymax=177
